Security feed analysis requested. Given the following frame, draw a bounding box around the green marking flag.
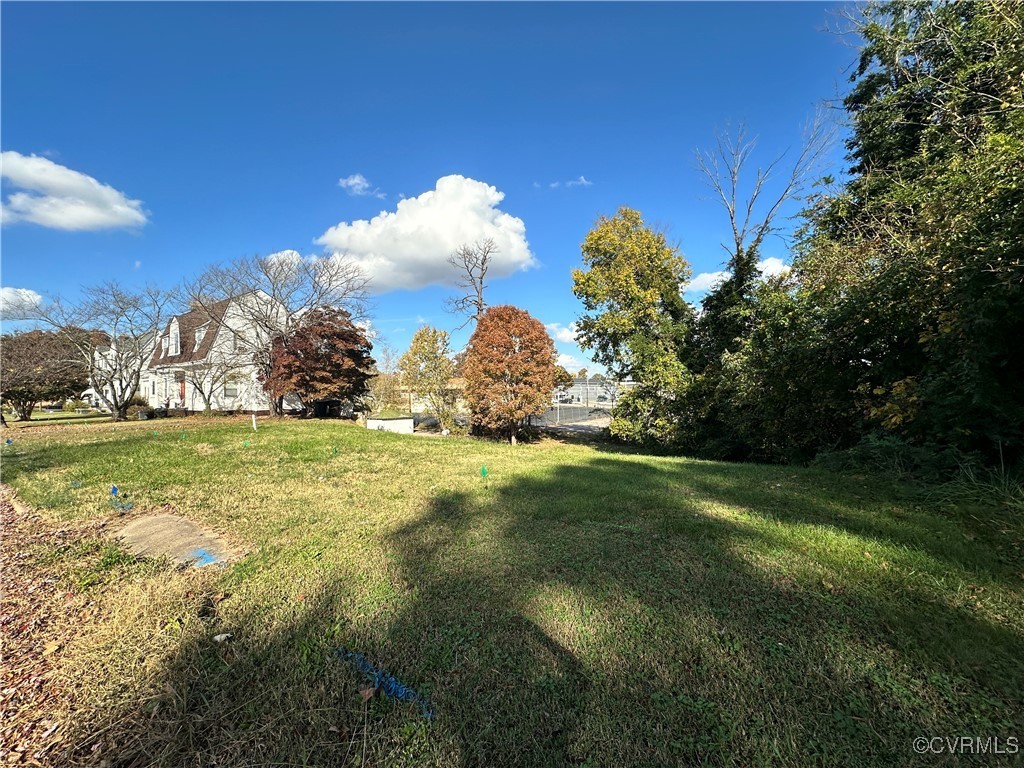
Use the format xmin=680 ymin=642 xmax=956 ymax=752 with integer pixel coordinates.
xmin=152 ymin=431 xmax=158 ymax=436
xmin=480 ymin=465 xmax=488 ymax=478
xmin=244 ymin=440 xmax=250 ymax=447
xmin=181 ymin=432 xmax=187 ymax=440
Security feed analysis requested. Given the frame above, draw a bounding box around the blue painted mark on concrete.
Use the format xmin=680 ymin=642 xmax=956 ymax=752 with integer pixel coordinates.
xmin=189 ymin=548 xmax=219 ymax=566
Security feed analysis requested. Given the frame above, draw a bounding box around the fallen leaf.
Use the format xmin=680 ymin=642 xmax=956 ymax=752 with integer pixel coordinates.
xmin=359 ymin=683 xmax=377 ymax=703
xmin=41 ymin=643 xmax=60 ymax=657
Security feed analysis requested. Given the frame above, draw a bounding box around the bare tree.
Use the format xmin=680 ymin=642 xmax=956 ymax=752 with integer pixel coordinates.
xmin=696 ymin=112 xmax=834 ymax=269
xmin=367 ymin=342 xmax=403 ymax=413
xmin=183 ymin=252 xmax=368 ymax=415
xmin=444 ymin=239 xmax=497 ymax=329
xmin=39 ymin=283 xmax=176 ymax=421
xmin=180 ymin=350 xmax=253 ymax=412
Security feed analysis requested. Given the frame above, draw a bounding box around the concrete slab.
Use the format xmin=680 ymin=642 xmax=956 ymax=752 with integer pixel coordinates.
xmin=115 ymin=514 xmax=233 ymax=567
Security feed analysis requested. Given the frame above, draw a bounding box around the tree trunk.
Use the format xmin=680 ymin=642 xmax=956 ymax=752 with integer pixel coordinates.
xmin=197 ymin=387 xmax=213 ymax=413
xmin=14 ymin=400 xmax=34 ymax=421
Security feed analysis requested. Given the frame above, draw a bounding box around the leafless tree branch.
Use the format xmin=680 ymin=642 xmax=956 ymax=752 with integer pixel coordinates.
xmin=444 ymin=239 xmax=497 ymax=330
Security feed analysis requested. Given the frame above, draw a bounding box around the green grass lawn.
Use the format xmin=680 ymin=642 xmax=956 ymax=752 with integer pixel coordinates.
xmin=2 ymin=418 xmax=1022 ymax=766
xmin=4 ymin=410 xmax=112 ymax=427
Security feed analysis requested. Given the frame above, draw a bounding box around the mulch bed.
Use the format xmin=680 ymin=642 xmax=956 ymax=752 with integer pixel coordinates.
xmin=0 ymin=488 xmax=102 ymax=766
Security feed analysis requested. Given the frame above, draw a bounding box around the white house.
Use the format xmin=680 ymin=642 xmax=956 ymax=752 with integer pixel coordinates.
xmin=80 ymin=330 xmax=158 ymax=412
xmin=141 ymin=295 xmax=278 ymax=413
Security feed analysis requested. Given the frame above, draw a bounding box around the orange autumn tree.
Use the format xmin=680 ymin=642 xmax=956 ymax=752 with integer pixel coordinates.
xmin=464 ymin=305 xmax=557 ymax=444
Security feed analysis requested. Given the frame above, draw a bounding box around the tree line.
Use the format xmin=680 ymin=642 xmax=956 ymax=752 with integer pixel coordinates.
xmin=1 ymin=238 xmax=563 ymax=444
xmin=573 ymin=1 xmax=1023 ymax=475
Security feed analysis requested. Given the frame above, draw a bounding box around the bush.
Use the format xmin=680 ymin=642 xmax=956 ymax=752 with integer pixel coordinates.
xmin=128 ymin=394 xmax=150 ymax=408
xmin=930 ymin=464 xmax=1024 ymax=514
xmin=63 ymin=399 xmax=90 ymax=412
xmin=126 ymin=405 xmax=155 ymax=420
xmin=812 ymin=434 xmax=967 ymax=483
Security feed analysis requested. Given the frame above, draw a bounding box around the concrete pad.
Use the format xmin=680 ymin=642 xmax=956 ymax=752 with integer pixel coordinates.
xmin=115 ymin=514 xmax=233 ymax=567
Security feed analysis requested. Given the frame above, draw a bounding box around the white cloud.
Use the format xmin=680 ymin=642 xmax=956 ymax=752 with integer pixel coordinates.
xmin=133 ymin=260 xmax=142 ymax=270
xmin=684 ymin=269 xmax=729 ymax=294
xmin=0 ymin=287 xmax=43 ymax=319
xmin=556 ymin=352 xmax=588 ymax=371
xmin=684 ymin=258 xmax=791 ymax=294
xmin=354 ymin=318 xmax=378 ymax=340
xmin=545 ymin=322 xmax=578 ymax=344
xmin=316 ymin=175 xmax=536 ymax=294
xmin=541 ymin=176 xmax=593 ymax=190
xmin=338 ymin=173 xmax=385 ymax=199
xmin=758 ymin=256 xmax=791 ymax=278
xmin=0 ymin=151 xmax=147 ymax=231
xmin=267 ymin=248 xmax=304 ymax=267
xmin=566 ymin=175 xmax=593 ymax=187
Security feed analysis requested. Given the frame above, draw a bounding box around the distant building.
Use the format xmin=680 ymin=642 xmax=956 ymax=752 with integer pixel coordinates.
xmin=554 ymin=376 xmax=633 ymax=408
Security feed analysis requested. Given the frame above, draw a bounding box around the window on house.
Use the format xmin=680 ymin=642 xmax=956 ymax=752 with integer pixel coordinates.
xmin=224 ymin=380 xmax=239 ymax=399
xmin=195 ymin=327 xmax=206 ymax=348
xmin=161 ymin=337 xmax=169 ymax=356
xmin=151 ymin=381 xmax=156 ymax=395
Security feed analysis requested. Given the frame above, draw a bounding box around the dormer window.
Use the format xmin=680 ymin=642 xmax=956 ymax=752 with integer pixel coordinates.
xmin=195 ymin=326 xmax=207 ymax=349
xmin=161 ymin=337 xmax=169 ymax=356
xmin=169 ymin=319 xmax=180 ymax=356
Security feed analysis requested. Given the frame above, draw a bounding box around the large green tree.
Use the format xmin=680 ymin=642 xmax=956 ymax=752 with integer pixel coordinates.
xmin=790 ymin=0 xmax=1024 ymax=465
xmin=572 ymin=207 xmax=694 ymax=445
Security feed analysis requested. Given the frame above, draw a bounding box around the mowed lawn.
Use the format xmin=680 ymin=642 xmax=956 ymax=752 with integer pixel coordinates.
xmin=1 ymin=418 xmax=1022 ymax=767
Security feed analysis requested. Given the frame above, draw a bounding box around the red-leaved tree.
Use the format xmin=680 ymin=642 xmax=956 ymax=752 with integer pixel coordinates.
xmin=263 ymin=308 xmax=374 ymax=414
xmin=464 ymin=305 xmax=557 ymax=444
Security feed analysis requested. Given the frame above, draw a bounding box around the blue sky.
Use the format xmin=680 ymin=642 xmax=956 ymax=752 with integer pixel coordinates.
xmin=1 ymin=1 xmax=856 ymax=371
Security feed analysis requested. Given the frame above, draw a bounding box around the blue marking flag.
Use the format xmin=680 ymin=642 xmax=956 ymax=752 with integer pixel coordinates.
xmin=109 ymin=485 xmax=133 ymax=511
xmin=336 ymin=648 xmax=434 ymax=719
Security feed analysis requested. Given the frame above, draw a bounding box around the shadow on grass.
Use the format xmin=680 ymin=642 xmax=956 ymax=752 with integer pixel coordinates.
xmin=36 ymin=452 xmax=1024 ymax=766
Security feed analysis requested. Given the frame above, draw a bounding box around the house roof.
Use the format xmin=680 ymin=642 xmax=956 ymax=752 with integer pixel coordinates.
xmin=149 ymin=298 xmax=233 ymax=368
